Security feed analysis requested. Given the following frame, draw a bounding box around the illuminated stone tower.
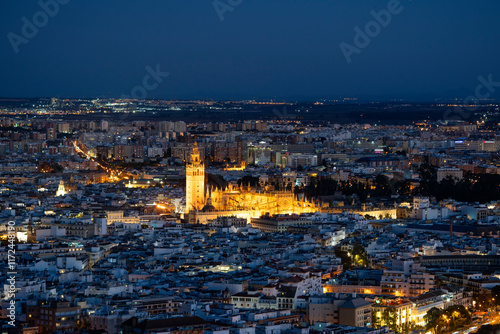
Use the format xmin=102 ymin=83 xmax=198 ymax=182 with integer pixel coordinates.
xmin=185 ymin=142 xmax=205 ymax=213
xmin=56 ymin=180 xmax=67 ymax=197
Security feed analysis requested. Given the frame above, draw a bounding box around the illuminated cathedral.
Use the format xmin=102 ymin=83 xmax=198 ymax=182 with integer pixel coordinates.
xmin=55 ymin=177 xmax=78 ymax=197
xmin=185 ymin=142 xmax=316 ymax=224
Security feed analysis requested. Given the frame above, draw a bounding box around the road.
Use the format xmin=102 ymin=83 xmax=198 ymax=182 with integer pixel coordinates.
xmin=458 ymin=311 xmax=500 ymax=334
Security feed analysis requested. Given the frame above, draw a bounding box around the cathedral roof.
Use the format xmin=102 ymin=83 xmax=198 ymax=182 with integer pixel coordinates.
xmin=202 ymin=203 xmax=216 ymax=212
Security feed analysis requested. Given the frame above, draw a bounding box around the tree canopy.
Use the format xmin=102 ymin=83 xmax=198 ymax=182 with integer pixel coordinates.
xmin=424 ymin=305 xmax=471 ymax=334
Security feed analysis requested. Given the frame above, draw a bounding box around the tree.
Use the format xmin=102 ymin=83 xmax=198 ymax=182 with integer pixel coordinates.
xmin=491 ymin=285 xmax=500 ymax=306
xmin=394 ymin=179 xmax=412 ymax=195
xmin=372 ymin=310 xmax=382 ymax=329
xmin=417 ymin=163 xmax=438 ymax=196
xmin=381 ymin=308 xmax=398 ymax=333
xmin=424 ymin=305 xmax=471 ymax=334
xmin=444 ymin=305 xmax=471 ymax=331
xmin=334 ymin=247 xmax=352 ymax=270
xmin=352 ymin=243 xmax=368 ymax=267
xmin=475 ymin=290 xmax=493 ymax=311
xmin=374 ymin=174 xmax=391 ymax=196
xmin=51 ymin=162 xmax=64 ymax=173
xmin=424 ymin=307 xmax=444 ymax=334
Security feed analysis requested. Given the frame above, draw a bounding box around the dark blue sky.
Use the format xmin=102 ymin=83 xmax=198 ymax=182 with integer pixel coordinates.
xmin=1 ymin=0 xmax=500 ymax=101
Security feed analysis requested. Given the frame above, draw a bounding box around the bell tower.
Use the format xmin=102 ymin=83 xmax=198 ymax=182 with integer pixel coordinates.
xmin=186 ymin=142 xmax=205 ymax=213
xmin=56 ymin=180 xmax=67 ymax=197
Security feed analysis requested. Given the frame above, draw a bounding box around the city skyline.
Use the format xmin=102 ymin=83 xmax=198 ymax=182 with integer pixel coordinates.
xmin=3 ymin=2 xmax=500 ymax=334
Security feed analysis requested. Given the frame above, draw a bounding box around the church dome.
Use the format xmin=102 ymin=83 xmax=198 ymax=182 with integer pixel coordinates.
xmin=202 ymin=203 xmax=216 ymax=212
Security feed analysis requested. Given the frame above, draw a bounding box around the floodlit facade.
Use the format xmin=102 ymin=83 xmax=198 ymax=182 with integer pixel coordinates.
xmin=185 ymin=143 xmax=316 ymax=223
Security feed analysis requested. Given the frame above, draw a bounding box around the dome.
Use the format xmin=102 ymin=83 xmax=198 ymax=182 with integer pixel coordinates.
xmin=202 ymin=204 xmax=216 ymax=212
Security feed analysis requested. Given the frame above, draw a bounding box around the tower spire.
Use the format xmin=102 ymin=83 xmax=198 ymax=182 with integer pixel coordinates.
xmin=191 ymin=141 xmax=200 ymax=163
xmin=186 ymin=141 xmax=205 ymax=217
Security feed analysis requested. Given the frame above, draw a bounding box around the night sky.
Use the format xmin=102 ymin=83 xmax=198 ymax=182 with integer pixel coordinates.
xmin=1 ymin=0 xmax=500 ymax=101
